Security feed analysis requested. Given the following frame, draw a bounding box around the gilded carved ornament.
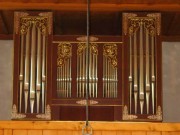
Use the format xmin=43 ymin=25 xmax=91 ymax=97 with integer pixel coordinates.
xmin=148 ymin=106 xmax=162 ymax=121
xmin=15 ymin=12 xmax=52 ymax=35
xmin=123 ymin=13 xmax=137 ymax=35
xmin=39 ymin=12 xmax=53 ymax=35
xmin=103 ymin=44 xmax=118 ymax=68
xmin=20 ymin=17 xmax=48 ymax=35
xmin=57 ymin=43 xmax=72 ymax=67
xmin=147 ymin=13 xmax=161 ymax=35
xmin=122 ymin=105 xmax=137 ymax=120
xmin=14 ymin=12 xmax=29 ymax=34
xmin=123 ymin=13 xmax=160 ymax=36
xmin=129 ymin=18 xmax=156 ymax=36
xmin=36 ymin=105 xmax=51 ymax=120
xmin=11 ymin=104 xmax=26 ymax=119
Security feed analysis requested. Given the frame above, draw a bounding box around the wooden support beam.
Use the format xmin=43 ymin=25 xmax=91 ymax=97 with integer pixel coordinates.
xmin=0 ymin=3 xmax=179 ymax=11
xmin=0 ymin=34 xmax=13 ymax=40
xmin=0 ymin=11 xmax=9 ymax=34
xmin=162 ymin=35 xmax=180 ymax=42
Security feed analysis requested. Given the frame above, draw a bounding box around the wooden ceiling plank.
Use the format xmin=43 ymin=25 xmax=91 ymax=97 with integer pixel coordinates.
xmin=0 ymin=3 xmax=179 ymax=11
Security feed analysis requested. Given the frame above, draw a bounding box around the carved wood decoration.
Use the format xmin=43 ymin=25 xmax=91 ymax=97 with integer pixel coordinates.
xmin=123 ymin=13 xmax=162 ymax=121
xmin=12 ymin=11 xmax=52 ymax=120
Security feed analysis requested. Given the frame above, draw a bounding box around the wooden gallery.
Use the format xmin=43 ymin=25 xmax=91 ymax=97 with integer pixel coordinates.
xmin=0 ymin=0 xmax=180 ymax=135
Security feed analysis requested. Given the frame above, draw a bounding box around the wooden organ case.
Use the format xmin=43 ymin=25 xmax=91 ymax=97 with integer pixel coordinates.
xmin=123 ymin=13 xmax=162 ymax=121
xmin=12 ymin=12 xmax=53 ymax=120
xmin=12 ymin=11 xmax=162 ymax=121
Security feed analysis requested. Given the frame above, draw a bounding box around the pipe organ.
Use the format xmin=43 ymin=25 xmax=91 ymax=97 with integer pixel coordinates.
xmin=12 ymin=12 xmax=52 ymax=120
xmin=123 ymin=13 xmax=162 ymax=121
xmin=12 ymin=12 xmax=162 ymax=121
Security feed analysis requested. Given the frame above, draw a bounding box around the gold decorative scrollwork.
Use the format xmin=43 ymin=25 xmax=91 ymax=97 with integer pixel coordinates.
xmin=103 ymin=44 xmax=118 ymax=68
xmin=129 ymin=18 xmax=156 ymax=36
xmin=123 ymin=13 xmax=137 ymax=35
xmin=122 ymin=105 xmax=137 ymax=120
xmin=76 ymin=36 xmax=98 ymax=42
xmin=14 ymin=12 xmax=29 ymax=34
xmin=76 ymin=100 xmax=98 ymax=105
xmin=148 ymin=106 xmax=162 ymax=121
xmin=39 ymin=12 xmax=53 ymax=35
xmin=144 ymin=18 xmax=156 ymax=36
xmin=57 ymin=43 xmax=72 ymax=67
xmin=20 ymin=17 xmax=48 ymax=35
xmin=77 ymin=43 xmax=86 ymax=55
xmin=36 ymin=105 xmax=51 ymax=120
xmin=90 ymin=43 xmax=98 ymax=55
xmin=11 ymin=104 xmax=26 ymax=119
xmin=147 ymin=13 xmax=161 ymax=35
xmin=129 ymin=18 xmax=141 ymax=35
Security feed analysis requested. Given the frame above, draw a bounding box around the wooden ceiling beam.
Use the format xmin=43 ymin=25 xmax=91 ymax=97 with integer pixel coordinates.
xmin=0 ymin=3 xmax=179 ymax=12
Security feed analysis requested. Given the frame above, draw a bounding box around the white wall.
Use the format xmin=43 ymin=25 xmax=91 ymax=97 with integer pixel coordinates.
xmin=0 ymin=40 xmax=13 ymax=120
xmin=0 ymin=40 xmax=180 ymax=121
xmin=162 ymin=42 xmax=180 ymax=122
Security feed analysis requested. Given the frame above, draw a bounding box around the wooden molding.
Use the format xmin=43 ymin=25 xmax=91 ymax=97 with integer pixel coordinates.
xmin=1 ymin=121 xmax=180 ymax=131
xmin=1 ymin=35 xmax=180 ymax=42
xmin=0 ymin=34 xmax=13 ymax=40
xmin=0 ymin=3 xmax=179 ymax=11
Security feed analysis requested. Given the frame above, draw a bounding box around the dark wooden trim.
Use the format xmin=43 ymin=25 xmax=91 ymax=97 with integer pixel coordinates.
xmin=0 ymin=3 xmax=179 ymax=11
xmin=0 ymin=34 xmax=13 ymax=40
xmin=0 ymin=35 xmax=180 ymax=42
xmin=162 ymin=36 xmax=180 ymax=42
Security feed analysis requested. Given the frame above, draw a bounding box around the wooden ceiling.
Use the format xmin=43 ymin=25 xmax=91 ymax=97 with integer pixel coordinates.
xmin=0 ymin=0 xmax=180 ymax=41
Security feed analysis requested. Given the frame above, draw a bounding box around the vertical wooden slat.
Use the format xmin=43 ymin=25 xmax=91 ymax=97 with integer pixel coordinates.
xmin=13 ymin=130 xmax=27 ymax=135
xmin=102 ymin=131 xmax=117 ymax=135
xmin=117 ymin=131 xmax=131 ymax=135
xmin=43 ymin=130 xmax=58 ymax=135
xmin=132 ymin=131 xmax=146 ymax=135
xmin=58 ymin=130 xmax=73 ymax=135
xmin=28 ymin=130 xmax=42 ymax=135
xmin=4 ymin=130 xmax=12 ymax=135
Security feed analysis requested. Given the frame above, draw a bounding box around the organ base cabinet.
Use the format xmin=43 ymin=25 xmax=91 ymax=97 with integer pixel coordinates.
xmin=12 ymin=11 xmax=162 ymax=121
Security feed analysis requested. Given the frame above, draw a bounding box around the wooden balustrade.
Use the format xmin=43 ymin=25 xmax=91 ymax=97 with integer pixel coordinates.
xmin=0 ymin=121 xmax=180 ymax=135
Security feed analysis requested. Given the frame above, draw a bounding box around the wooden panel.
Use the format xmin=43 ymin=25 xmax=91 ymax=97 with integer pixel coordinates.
xmin=132 ymin=131 xmax=146 ymax=135
xmin=117 ymin=131 xmax=131 ymax=135
xmin=162 ymin=132 xmax=180 ymax=135
xmin=28 ymin=130 xmax=42 ymax=135
xmin=147 ymin=132 xmax=161 ymax=135
xmin=93 ymin=131 xmax=102 ymax=135
xmin=1 ymin=121 xmax=180 ymax=131
xmin=0 ymin=130 xmax=3 ymax=135
xmin=4 ymin=130 xmax=12 ymax=135
xmin=102 ymin=131 xmax=117 ymax=135
xmin=72 ymin=131 xmax=82 ymax=135
xmin=58 ymin=130 xmax=73 ymax=135
xmin=13 ymin=130 xmax=27 ymax=135
xmin=43 ymin=130 xmax=58 ymax=135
